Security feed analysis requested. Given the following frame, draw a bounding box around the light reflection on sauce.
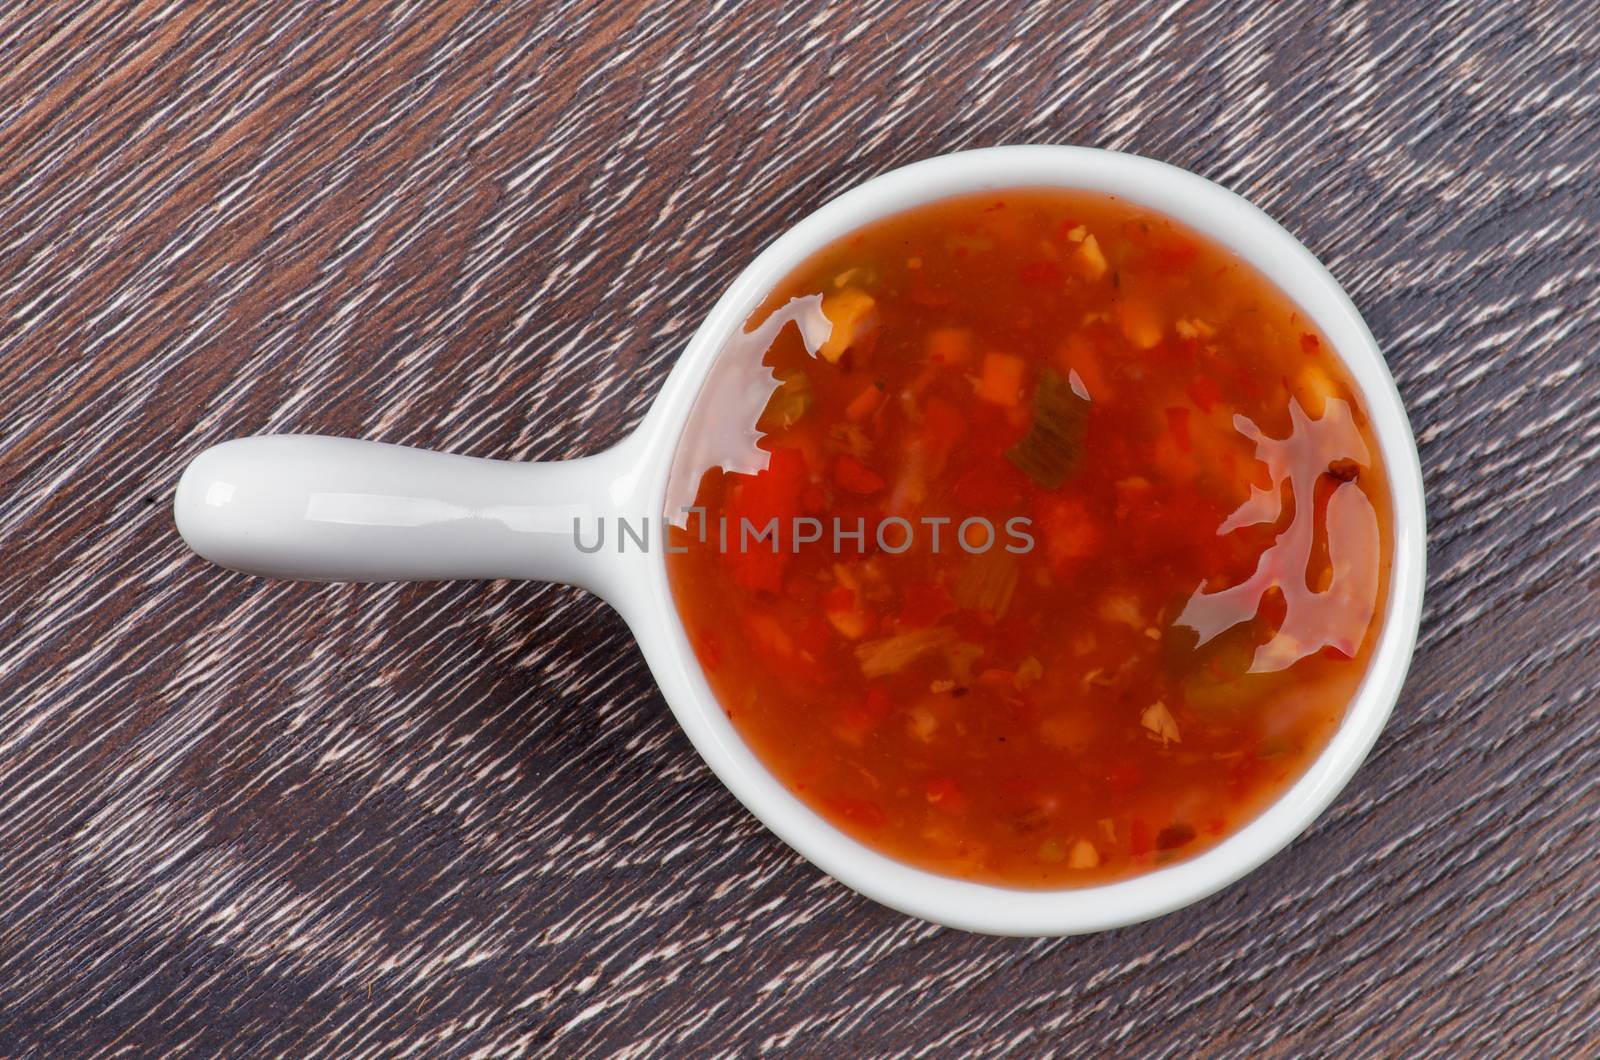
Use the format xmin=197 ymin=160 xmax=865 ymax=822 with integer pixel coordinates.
xmin=1177 ymin=398 xmax=1380 ymax=672
xmin=665 ymin=295 xmax=830 ymax=527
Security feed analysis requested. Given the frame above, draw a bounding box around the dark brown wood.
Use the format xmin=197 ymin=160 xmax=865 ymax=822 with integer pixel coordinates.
xmin=2 ymin=1 xmax=1597 ymax=1055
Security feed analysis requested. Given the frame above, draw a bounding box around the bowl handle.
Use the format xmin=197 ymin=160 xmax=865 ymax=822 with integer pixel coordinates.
xmin=173 ymin=433 xmax=648 ymax=594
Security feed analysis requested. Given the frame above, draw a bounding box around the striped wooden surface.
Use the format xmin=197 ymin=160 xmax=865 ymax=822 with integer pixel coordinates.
xmin=2 ymin=1 xmax=1598 ymax=1055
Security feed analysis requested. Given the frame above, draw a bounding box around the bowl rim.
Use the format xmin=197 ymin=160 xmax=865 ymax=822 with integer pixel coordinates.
xmin=614 ymin=145 xmax=1427 ymax=936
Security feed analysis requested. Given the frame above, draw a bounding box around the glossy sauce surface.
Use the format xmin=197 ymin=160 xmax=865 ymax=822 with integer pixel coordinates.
xmin=666 ymin=189 xmax=1392 ymax=886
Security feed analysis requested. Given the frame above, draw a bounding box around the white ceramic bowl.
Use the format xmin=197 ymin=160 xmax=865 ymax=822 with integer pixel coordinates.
xmin=175 ymin=145 xmax=1427 ymax=935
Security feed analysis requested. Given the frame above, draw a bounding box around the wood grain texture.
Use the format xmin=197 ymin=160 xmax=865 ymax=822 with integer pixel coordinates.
xmin=1 ymin=0 xmax=1597 ymax=1055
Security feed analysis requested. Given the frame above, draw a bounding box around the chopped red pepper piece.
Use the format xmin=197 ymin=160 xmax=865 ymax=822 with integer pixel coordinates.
xmin=1036 ymin=494 xmax=1099 ymax=570
xmin=724 ymin=447 xmax=807 ymax=592
xmin=1129 ymin=818 xmax=1153 ymax=859
xmin=834 ymin=454 xmax=886 ymax=495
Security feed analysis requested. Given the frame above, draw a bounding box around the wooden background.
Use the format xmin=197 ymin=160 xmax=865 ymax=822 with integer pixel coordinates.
xmin=1 ymin=1 xmax=1597 ymax=1055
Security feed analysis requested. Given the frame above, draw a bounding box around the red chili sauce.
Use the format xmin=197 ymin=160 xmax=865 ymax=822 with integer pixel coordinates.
xmin=665 ymin=189 xmax=1392 ymax=886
